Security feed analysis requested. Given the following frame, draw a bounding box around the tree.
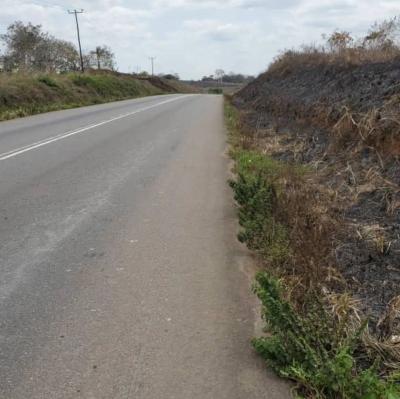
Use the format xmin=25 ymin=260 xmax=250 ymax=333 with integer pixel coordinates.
xmin=0 ymin=21 xmax=80 ymax=72
xmin=48 ymin=39 xmax=80 ymax=72
xmin=325 ymin=31 xmax=353 ymax=52
xmin=0 ymin=21 xmax=44 ymax=70
xmin=215 ymin=69 xmax=225 ymax=83
xmin=89 ymin=45 xmax=115 ymax=70
xmin=35 ymin=38 xmax=80 ymax=72
xmin=162 ymin=73 xmax=179 ymax=80
xmin=364 ymin=17 xmax=400 ymax=50
xmin=223 ymin=72 xmax=249 ymax=83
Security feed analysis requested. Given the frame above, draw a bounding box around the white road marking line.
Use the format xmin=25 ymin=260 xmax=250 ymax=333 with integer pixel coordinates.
xmin=0 ymin=95 xmax=193 ymax=161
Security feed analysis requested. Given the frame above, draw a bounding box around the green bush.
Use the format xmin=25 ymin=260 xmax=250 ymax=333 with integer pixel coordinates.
xmin=208 ymin=88 xmax=223 ymax=94
xmin=70 ymin=73 xmax=162 ymax=98
xmin=229 ymin=150 xmax=290 ymax=265
xmin=37 ymin=75 xmax=59 ymax=87
xmin=253 ymin=273 xmax=400 ymax=399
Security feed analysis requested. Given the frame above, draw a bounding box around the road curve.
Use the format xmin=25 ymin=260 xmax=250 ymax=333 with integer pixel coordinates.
xmin=0 ymin=95 xmax=290 ymax=398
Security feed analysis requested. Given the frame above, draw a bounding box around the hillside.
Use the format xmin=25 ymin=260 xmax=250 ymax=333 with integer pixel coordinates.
xmin=234 ymin=57 xmax=400 ymax=318
xmin=228 ymin=24 xmax=400 ymax=398
xmin=0 ymin=70 xmax=195 ymax=121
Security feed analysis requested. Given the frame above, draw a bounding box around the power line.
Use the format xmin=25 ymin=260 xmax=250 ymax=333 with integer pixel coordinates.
xmin=68 ymin=9 xmax=85 ymax=73
xmin=149 ymin=56 xmax=156 ymax=76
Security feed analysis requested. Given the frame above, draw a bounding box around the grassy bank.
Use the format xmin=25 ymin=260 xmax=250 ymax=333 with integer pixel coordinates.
xmin=225 ymin=98 xmax=400 ymax=398
xmin=0 ymin=71 xmax=192 ymax=121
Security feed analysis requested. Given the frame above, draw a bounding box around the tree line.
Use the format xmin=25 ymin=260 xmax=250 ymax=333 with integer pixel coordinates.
xmin=202 ymin=69 xmax=254 ymax=84
xmin=0 ymin=21 xmax=115 ymax=73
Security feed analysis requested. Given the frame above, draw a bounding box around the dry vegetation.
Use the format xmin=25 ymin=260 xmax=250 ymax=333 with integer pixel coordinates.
xmin=0 ymin=70 xmax=194 ymax=120
xmin=228 ymin=16 xmax=400 ymax=398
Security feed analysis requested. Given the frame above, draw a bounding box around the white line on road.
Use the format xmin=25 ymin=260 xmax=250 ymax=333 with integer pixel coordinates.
xmin=0 ymin=95 xmax=193 ymax=161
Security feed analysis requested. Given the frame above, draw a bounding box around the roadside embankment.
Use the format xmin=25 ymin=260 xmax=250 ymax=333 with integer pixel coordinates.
xmin=0 ymin=70 xmax=194 ymax=120
xmin=226 ymin=46 xmax=400 ymax=398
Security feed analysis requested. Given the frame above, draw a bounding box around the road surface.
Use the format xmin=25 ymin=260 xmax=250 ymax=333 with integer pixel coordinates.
xmin=0 ymin=95 xmax=290 ymax=398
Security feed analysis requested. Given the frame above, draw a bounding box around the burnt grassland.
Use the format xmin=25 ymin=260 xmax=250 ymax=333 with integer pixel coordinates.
xmin=227 ymin=18 xmax=400 ymax=399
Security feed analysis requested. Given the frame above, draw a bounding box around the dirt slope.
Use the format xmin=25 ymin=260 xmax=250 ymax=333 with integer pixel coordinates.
xmin=234 ymin=59 xmax=400 ymax=324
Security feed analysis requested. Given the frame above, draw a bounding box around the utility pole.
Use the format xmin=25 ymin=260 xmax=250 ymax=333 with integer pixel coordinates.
xmin=149 ymin=57 xmax=156 ymax=76
xmin=68 ymin=9 xmax=85 ymax=73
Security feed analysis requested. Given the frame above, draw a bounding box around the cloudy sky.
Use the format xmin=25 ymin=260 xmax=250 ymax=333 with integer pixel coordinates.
xmin=1 ymin=0 xmax=400 ymax=79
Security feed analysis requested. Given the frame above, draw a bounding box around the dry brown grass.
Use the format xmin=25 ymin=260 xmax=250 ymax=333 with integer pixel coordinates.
xmin=363 ymin=296 xmax=400 ymax=371
xmin=237 ymin=120 xmax=343 ymax=304
xmin=268 ymin=44 xmax=400 ymax=77
xmin=332 ymin=97 xmax=400 ymax=156
xmin=233 ymin=20 xmax=400 ymax=376
xmin=233 ymin=89 xmax=400 ymax=365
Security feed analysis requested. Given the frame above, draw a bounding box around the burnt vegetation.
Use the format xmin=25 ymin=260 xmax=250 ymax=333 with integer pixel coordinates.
xmin=228 ymin=16 xmax=400 ymax=398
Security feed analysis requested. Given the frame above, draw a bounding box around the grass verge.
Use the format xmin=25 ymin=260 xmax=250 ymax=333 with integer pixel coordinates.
xmin=0 ymin=71 xmax=191 ymax=121
xmin=225 ymin=97 xmax=400 ymax=399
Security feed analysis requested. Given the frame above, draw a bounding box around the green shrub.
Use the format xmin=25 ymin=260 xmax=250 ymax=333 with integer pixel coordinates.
xmin=253 ymin=273 xmax=400 ymax=399
xmin=70 ymin=73 xmax=161 ymax=98
xmin=37 ymin=75 xmax=59 ymax=87
xmin=229 ymin=150 xmax=290 ymax=265
xmin=208 ymin=88 xmax=223 ymax=94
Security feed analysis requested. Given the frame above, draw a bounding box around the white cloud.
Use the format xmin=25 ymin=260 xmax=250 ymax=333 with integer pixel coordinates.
xmin=154 ymin=0 xmax=297 ymax=8
xmin=183 ymin=19 xmax=245 ymax=41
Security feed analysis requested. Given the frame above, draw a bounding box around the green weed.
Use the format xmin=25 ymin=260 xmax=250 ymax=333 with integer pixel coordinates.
xmin=37 ymin=75 xmax=59 ymax=88
xmin=229 ymin=150 xmax=290 ymax=265
xmin=253 ymin=273 xmax=400 ymax=399
xmin=208 ymin=88 xmax=223 ymax=94
xmin=224 ymin=98 xmax=242 ymax=154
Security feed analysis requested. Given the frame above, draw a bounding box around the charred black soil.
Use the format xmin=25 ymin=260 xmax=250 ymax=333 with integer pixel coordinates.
xmin=233 ymin=59 xmax=400 ymax=327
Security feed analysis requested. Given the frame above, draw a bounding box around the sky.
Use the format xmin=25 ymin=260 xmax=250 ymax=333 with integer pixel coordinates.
xmin=1 ymin=0 xmax=400 ymax=79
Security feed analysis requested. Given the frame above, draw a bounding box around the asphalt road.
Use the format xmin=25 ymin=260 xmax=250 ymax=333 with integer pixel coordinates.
xmin=0 ymin=94 xmax=290 ymax=398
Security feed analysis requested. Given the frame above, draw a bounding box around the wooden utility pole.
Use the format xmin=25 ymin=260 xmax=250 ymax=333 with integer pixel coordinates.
xmin=149 ymin=57 xmax=156 ymax=76
xmin=68 ymin=9 xmax=85 ymax=72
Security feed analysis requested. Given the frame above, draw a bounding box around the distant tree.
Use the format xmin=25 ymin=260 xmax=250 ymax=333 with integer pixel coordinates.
xmin=1 ymin=21 xmax=44 ymax=70
xmin=162 ymin=73 xmax=179 ymax=80
xmin=89 ymin=45 xmax=115 ymax=70
xmin=0 ymin=53 xmax=5 ymax=72
xmin=215 ymin=69 xmax=225 ymax=83
xmin=364 ymin=17 xmax=400 ymax=50
xmin=50 ymin=40 xmax=80 ymax=72
xmin=325 ymin=31 xmax=353 ymax=52
xmin=223 ymin=72 xmax=247 ymax=83
xmin=0 ymin=21 xmax=79 ymax=72
xmin=36 ymin=38 xmax=80 ymax=72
